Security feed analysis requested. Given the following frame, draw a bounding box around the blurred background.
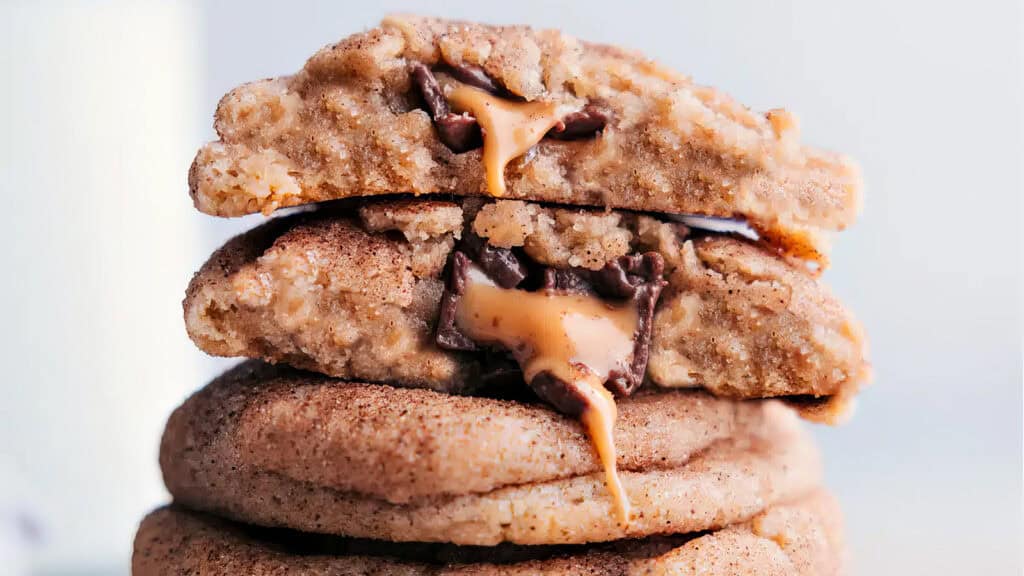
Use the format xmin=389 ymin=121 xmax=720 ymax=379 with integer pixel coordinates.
xmin=2 ymin=1 xmax=1020 ymax=574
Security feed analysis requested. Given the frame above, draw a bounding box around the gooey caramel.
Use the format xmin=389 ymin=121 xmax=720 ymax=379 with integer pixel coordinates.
xmin=454 ymin=266 xmax=636 ymax=523
xmin=446 ymin=85 xmax=563 ymax=197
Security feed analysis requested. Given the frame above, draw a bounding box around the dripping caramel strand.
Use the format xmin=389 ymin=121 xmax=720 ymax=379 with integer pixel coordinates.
xmin=446 ymin=85 xmax=562 ymax=197
xmin=454 ymin=270 xmax=635 ymax=524
xmin=578 ymin=375 xmax=631 ymax=524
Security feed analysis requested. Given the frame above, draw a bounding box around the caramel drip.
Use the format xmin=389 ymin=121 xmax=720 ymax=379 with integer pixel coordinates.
xmin=578 ymin=375 xmax=631 ymax=525
xmin=447 ymin=85 xmax=562 ymax=197
xmin=454 ymin=268 xmax=636 ymax=523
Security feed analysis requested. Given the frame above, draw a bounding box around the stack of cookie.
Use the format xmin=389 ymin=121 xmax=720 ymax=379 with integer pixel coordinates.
xmin=133 ymin=15 xmax=869 ymax=575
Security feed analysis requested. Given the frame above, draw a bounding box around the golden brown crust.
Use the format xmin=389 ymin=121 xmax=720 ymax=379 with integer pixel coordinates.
xmin=184 ymin=203 xmax=467 ymax=391
xmin=183 ymin=199 xmax=869 ymax=410
xmin=133 ymin=491 xmax=845 ymax=575
xmin=161 ymin=362 xmax=780 ymax=504
xmin=160 ymin=362 xmax=822 ymax=545
xmin=189 ymin=15 xmax=861 ymax=262
xmin=472 ymin=200 xmax=634 ymax=270
xmin=648 ymin=236 xmax=870 ymax=412
xmin=360 ymin=198 xmax=464 ymax=241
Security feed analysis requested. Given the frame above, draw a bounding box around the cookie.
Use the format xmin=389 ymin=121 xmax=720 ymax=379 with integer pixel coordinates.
xmin=134 ymin=491 xmax=845 ymax=575
xmin=184 ymin=199 xmax=869 ymax=419
xmin=188 ymin=15 xmax=861 ymax=262
xmin=160 ymin=362 xmax=822 ymax=546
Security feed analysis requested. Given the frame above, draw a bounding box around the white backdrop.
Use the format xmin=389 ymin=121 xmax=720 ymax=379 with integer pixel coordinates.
xmin=3 ymin=1 xmax=1021 ymax=574
xmin=2 ymin=2 xmax=202 ymax=574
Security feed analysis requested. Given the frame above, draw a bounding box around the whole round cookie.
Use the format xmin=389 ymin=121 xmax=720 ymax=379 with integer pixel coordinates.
xmin=133 ymin=491 xmax=845 ymax=575
xmin=161 ymin=362 xmax=822 ymax=546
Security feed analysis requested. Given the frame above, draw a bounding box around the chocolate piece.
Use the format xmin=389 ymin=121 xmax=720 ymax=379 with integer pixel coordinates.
xmin=529 ymin=371 xmax=589 ymax=417
xmin=606 ymin=258 xmax=666 ymax=395
xmin=410 ymin=62 xmax=447 ymax=120
xmin=435 ymin=240 xmax=526 ymax=351
xmin=461 ymin=233 xmax=527 ymax=288
xmin=549 ymin=104 xmax=611 ymax=140
xmin=592 ymin=253 xmax=665 ymax=299
xmin=410 ymin=62 xmax=482 ymax=152
xmin=435 ymin=252 xmax=477 ymax=351
xmin=445 ymin=63 xmax=503 ymax=95
xmin=435 ymin=113 xmax=482 ymax=153
xmin=542 ymin=252 xmax=665 ymax=301
xmin=542 ymin=268 xmax=596 ymax=295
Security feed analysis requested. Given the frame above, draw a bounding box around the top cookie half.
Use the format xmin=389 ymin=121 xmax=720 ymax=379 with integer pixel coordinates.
xmin=189 ymin=15 xmax=862 ymax=262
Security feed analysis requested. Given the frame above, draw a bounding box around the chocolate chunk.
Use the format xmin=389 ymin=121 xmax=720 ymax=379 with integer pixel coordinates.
xmin=435 ymin=251 xmax=477 ymax=351
xmin=410 ymin=62 xmax=482 ymax=152
xmin=445 ymin=63 xmax=502 ymax=95
xmin=540 ymin=252 xmax=664 ymax=301
xmin=589 ymin=264 xmax=633 ymax=298
xmin=435 ymin=243 xmax=525 ymax=352
xmin=549 ymin=104 xmax=611 ymax=140
xmin=602 ymin=252 xmax=666 ymax=395
xmin=591 ymin=252 xmax=666 ymax=299
xmin=606 ymin=257 xmax=666 ymax=396
xmin=542 ymin=268 xmax=596 ymax=296
xmin=529 ymin=371 xmax=589 ymax=417
xmin=462 ymin=233 xmax=527 ymax=288
xmin=435 ymin=113 xmax=483 ymax=153
xmin=410 ymin=62 xmax=447 ymax=120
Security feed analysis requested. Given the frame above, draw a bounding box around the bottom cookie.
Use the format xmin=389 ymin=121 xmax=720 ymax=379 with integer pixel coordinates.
xmin=161 ymin=363 xmax=823 ymax=545
xmin=133 ymin=490 xmax=845 ymax=575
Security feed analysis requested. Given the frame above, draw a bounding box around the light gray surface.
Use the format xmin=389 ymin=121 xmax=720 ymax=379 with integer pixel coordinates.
xmin=3 ymin=1 xmax=1020 ymax=574
xmin=2 ymin=2 xmax=203 ymax=574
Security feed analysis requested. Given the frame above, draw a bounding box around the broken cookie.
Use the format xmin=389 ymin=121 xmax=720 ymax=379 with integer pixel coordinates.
xmin=188 ymin=15 xmax=862 ymax=263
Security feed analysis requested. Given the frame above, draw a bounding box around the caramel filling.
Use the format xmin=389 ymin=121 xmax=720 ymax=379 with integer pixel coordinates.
xmin=577 ymin=377 xmax=630 ymax=525
xmin=454 ymin=266 xmax=636 ymax=523
xmin=447 ymin=85 xmax=563 ymax=197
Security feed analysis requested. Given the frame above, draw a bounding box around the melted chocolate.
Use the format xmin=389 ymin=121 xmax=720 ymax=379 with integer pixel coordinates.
xmin=462 ymin=232 xmax=528 ymax=288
